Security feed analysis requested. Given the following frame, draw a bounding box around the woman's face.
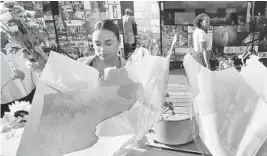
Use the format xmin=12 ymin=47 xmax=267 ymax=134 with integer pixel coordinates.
xmin=201 ymin=16 xmax=210 ymax=30
xmin=92 ymin=29 xmax=120 ymax=60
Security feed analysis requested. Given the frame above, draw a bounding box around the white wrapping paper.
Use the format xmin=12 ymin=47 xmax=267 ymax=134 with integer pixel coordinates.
xmin=16 ymin=52 xmax=170 ymax=156
xmin=183 ymin=54 xmax=267 ymax=156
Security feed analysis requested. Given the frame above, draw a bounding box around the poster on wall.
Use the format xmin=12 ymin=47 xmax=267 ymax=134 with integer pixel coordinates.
xmin=73 ymin=4 xmax=85 ymax=20
xmin=84 ymin=1 xmax=108 ymax=34
xmin=60 ymin=1 xmax=73 ymax=11
xmin=66 ymin=24 xmax=87 ymax=35
xmin=44 ymin=20 xmax=56 ymax=34
xmin=175 ymin=26 xmax=188 ymax=48
xmin=62 ymin=11 xmax=75 ymax=20
xmin=33 ymin=1 xmax=44 ymax=18
xmin=54 ymin=15 xmax=67 ymax=34
xmin=57 ymin=1 xmax=92 ymax=58
xmin=42 ymin=1 xmax=53 ymax=20
xmin=17 ymin=1 xmax=113 ymax=58
xmin=108 ymin=4 xmax=121 ymax=19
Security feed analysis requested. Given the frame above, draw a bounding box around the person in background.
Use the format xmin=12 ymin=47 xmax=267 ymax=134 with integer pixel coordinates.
xmin=192 ymin=13 xmax=211 ymax=69
xmin=147 ymin=32 xmax=159 ymax=56
xmin=77 ymin=20 xmax=126 ymax=77
xmin=122 ymin=8 xmax=136 ymax=55
xmin=165 ymin=12 xmax=174 ymax=25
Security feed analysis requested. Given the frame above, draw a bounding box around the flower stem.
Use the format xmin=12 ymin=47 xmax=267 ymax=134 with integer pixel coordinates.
xmin=1 ymin=77 xmax=12 ymax=92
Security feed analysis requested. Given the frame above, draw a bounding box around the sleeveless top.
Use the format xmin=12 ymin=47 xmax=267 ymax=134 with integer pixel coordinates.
xmin=77 ymin=55 xmax=127 ymax=77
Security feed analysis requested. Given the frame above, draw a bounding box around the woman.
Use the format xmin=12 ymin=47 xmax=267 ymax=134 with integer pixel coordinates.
xmin=122 ymin=8 xmax=136 ymax=54
xmin=192 ymin=13 xmax=211 ymax=69
xmin=77 ymin=20 xmax=126 ymax=77
xmin=147 ymin=32 xmax=159 ymax=56
xmin=22 ymin=20 xmax=126 ymax=79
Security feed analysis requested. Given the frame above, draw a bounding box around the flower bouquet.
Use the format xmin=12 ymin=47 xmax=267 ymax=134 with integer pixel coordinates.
xmin=216 ymin=55 xmax=235 ymax=71
xmin=0 ymin=2 xmax=49 ymax=74
xmin=14 ymin=51 xmax=170 ymax=156
xmin=183 ymin=53 xmax=267 ymax=156
xmin=163 ymin=92 xmax=175 ymax=116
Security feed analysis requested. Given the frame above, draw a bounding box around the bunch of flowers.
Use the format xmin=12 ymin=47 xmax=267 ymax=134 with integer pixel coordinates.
xmin=0 ymin=2 xmax=49 ymax=73
xmin=216 ymin=55 xmax=235 ymax=71
xmin=164 ymin=92 xmax=175 ymax=116
xmin=1 ymin=101 xmax=31 ymax=139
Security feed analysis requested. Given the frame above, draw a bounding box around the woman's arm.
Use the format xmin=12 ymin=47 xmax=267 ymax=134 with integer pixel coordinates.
xmin=199 ymin=41 xmax=210 ymax=69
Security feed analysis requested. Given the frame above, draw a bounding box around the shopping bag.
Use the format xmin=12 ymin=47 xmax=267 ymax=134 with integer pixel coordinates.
xmin=183 ymin=54 xmax=267 ymax=156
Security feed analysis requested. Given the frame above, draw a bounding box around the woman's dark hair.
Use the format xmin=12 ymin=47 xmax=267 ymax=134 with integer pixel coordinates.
xmin=193 ymin=13 xmax=210 ymax=28
xmin=94 ymin=20 xmax=120 ymax=41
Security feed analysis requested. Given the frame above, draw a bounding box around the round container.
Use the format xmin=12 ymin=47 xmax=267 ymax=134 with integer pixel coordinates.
xmin=153 ymin=113 xmax=193 ymax=145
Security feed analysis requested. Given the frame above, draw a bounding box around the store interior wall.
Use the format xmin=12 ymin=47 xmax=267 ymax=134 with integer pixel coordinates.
xmin=10 ymin=1 xmax=267 ymax=62
xmin=161 ymin=1 xmax=267 ymax=62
